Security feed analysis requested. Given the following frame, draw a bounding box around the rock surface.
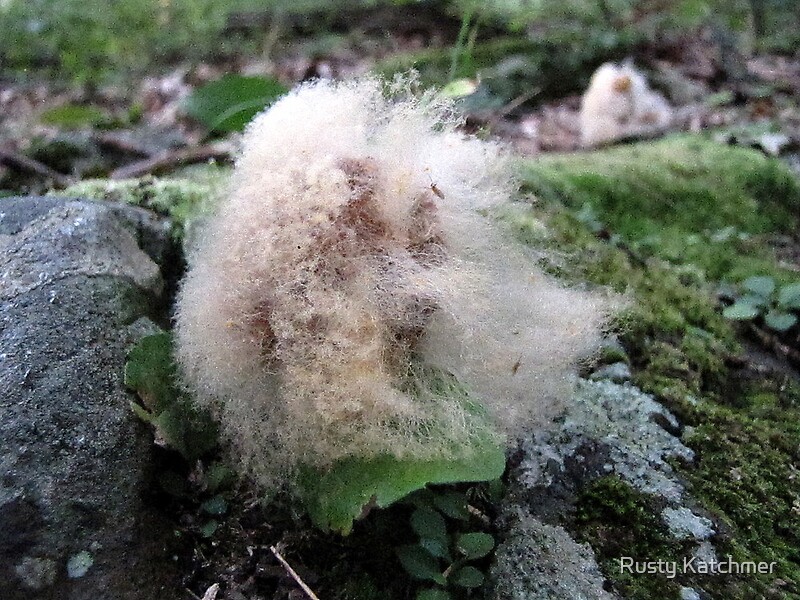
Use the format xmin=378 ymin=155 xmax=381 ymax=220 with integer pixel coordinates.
xmin=492 ymin=507 xmax=618 ymax=600
xmin=492 ymin=379 xmax=715 ymax=599
xmin=0 ymin=197 xmax=181 ymax=599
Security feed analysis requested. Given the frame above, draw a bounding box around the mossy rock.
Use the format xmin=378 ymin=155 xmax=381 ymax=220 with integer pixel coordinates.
xmin=56 ymin=165 xmax=229 ymax=242
xmin=506 ymin=134 xmax=800 ymax=599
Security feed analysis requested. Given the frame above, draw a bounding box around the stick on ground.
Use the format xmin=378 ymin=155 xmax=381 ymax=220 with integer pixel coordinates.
xmin=110 ymin=142 xmax=233 ymax=180
xmin=270 ymin=545 xmax=321 ymax=600
xmin=0 ymin=149 xmax=73 ymax=188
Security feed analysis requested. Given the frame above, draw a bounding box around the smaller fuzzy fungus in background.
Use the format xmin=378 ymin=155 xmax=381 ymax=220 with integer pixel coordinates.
xmin=579 ymin=61 xmax=673 ymax=148
xmin=175 ymin=75 xmax=612 ymax=494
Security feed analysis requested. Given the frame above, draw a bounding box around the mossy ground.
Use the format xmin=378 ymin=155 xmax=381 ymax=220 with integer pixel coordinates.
xmin=507 ymin=134 xmax=800 ymax=599
xmin=574 ymin=475 xmax=686 ymax=600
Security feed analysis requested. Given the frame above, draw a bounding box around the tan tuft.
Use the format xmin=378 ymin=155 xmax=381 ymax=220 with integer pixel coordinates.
xmin=175 ymin=76 xmax=613 ymax=492
xmin=579 ymin=62 xmax=672 ymax=147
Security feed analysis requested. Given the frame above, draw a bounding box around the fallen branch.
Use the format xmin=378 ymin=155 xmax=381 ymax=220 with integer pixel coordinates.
xmin=0 ymin=149 xmax=73 ymax=189
xmin=270 ymin=545 xmax=321 ymax=600
xmin=110 ymin=142 xmax=233 ymax=180
xmin=92 ymin=132 xmax=157 ymax=158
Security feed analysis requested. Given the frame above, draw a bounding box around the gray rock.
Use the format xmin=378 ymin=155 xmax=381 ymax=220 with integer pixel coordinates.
xmin=0 ymin=197 xmax=181 ymax=599
xmin=518 ymin=380 xmax=693 ymax=503
xmin=491 ymin=509 xmax=618 ymax=600
xmin=680 ymin=587 xmax=702 ymax=600
xmin=493 ymin=379 xmax=717 ymax=598
xmin=589 ymin=362 xmax=631 ymax=383
xmin=662 ymin=507 xmax=715 ymax=541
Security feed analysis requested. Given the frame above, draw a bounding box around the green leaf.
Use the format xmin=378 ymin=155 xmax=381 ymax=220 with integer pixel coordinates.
xmin=41 ymin=104 xmax=108 ymax=129
xmin=299 ymin=443 xmax=505 ymax=534
xmin=431 ymin=490 xmax=470 ymax=521
xmin=125 ymin=333 xmax=219 ymax=461
xmin=439 ymin=78 xmax=478 ymax=98
xmin=124 ymin=332 xmax=176 ymax=414
xmin=396 ymin=545 xmax=445 ymax=584
xmin=129 ymin=400 xmax=155 ymax=424
xmin=449 ymin=565 xmax=484 ymax=588
xmin=743 ymin=276 xmax=776 ymax=298
xmin=152 ymin=402 xmax=218 ymax=460
xmin=777 ymin=283 xmax=800 ymax=309
xmin=764 ymin=310 xmax=797 ymax=332
xmin=456 ymin=532 xmax=495 ymax=559
xmin=739 ymin=294 xmax=770 ymax=308
xmin=297 ymin=365 xmax=506 ymax=534
xmin=200 ymin=495 xmax=228 ymax=516
xmin=420 ymin=538 xmax=451 ymax=561
xmin=722 ymin=301 xmax=760 ymax=321
xmin=183 ymin=75 xmax=288 ymax=134
xmin=204 ymin=461 xmax=236 ymax=493
xmin=200 ymin=520 xmax=219 ymax=538
xmin=485 ymin=478 xmax=505 ymax=502
xmin=406 ymin=489 xmax=436 ymax=509
xmin=417 ymin=589 xmax=452 ymax=600
xmin=411 ymin=507 xmax=448 ymax=545
xmin=704 ymin=90 xmax=735 ymax=108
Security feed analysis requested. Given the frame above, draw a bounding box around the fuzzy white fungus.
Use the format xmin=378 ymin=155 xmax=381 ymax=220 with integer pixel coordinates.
xmin=175 ymin=75 xmax=612 ymax=492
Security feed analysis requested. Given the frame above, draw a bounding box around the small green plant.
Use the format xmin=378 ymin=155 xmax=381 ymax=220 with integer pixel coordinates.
xmin=722 ymin=275 xmax=800 ymax=332
xmin=294 ymin=364 xmax=506 ymax=534
xmin=126 ymin=333 xmax=238 ymax=540
xmin=396 ymin=486 xmax=499 ymax=599
xmin=125 ymin=332 xmax=218 ymax=461
xmin=127 ymin=332 xmax=505 ymax=535
xmin=182 ymin=74 xmax=288 ymax=135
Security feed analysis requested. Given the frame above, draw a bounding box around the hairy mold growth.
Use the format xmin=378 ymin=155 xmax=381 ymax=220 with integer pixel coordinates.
xmin=175 ymin=76 xmax=612 ymax=492
xmin=579 ymin=61 xmax=672 ymax=148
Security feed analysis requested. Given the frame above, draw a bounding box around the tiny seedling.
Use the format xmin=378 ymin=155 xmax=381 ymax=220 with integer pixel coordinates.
xmin=396 ymin=486 xmax=501 ymax=599
xmin=722 ymin=276 xmax=800 ymax=333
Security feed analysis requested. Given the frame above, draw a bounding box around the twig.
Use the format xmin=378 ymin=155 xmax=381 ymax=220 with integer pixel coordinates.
xmin=467 ymin=504 xmax=491 ymax=526
xmin=201 ymin=583 xmax=220 ymax=600
xmin=92 ymin=132 xmax=156 ymax=158
xmin=110 ymin=142 xmax=233 ymax=180
xmin=496 ymin=87 xmax=541 ymax=120
xmin=186 ymin=582 xmax=219 ymax=600
xmin=0 ymin=149 xmax=73 ymax=189
xmin=270 ymin=545 xmax=321 ymax=600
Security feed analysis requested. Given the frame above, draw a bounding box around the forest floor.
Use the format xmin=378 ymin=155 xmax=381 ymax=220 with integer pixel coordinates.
xmin=2 ymin=6 xmax=800 ymax=600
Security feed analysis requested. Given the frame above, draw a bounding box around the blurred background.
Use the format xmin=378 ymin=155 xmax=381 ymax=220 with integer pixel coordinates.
xmin=0 ymin=0 xmax=799 ymax=190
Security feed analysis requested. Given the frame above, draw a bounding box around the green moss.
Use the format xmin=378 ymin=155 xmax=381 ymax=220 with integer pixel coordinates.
xmin=56 ymin=166 xmax=229 ymax=240
xmin=500 ymin=201 xmax=741 ymax=401
xmin=506 ymin=135 xmax=800 ymax=599
xmin=520 ymin=135 xmax=800 ymax=284
xmin=680 ymin=397 xmax=800 ymax=599
xmin=574 ymin=476 xmax=684 ymax=600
